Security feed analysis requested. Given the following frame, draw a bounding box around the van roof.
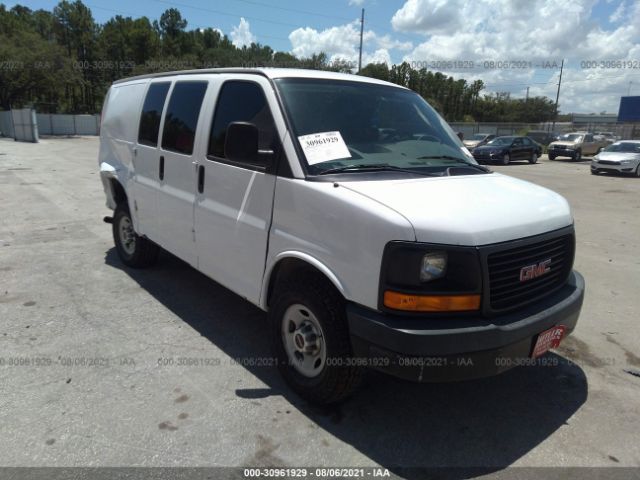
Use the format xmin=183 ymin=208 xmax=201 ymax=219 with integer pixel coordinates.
xmin=112 ymin=67 xmax=406 ymax=89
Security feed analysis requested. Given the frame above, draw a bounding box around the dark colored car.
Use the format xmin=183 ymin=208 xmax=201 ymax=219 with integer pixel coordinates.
xmin=472 ymin=136 xmax=542 ymax=165
xmin=526 ymin=130 xmax=559 ymax=146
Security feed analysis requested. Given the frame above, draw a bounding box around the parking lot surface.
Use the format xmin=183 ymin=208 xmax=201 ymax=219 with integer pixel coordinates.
xmin=0 ymin=137 xmax=639 ymax=476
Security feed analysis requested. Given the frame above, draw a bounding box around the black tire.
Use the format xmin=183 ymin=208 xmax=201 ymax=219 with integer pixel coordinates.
xmin=501 ymin=153 xmax=510 ymax=165
xmin=636 ymin=165 xmax=640 ymax=178
xmin=529 ymin=152 xmax=538 ymax=164
xmin=573 ymin=150 xmax=582 ymax=162
xmin=113 ymin=203 xmax=159 ymax=268
xmin=591 ymin=169 xmax=599 ymax=175
xmin=549 ymin=154 xmax=556 ymax=161
xmin=269 ymin=272 xmax=364 ymax=404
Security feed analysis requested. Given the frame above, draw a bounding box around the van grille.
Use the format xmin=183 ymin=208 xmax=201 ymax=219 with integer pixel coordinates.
xmin=487 ymin=234 xmax=574 ymax=312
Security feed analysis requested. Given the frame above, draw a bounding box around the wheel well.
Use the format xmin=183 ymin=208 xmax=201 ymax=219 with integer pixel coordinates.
xmin=266 ymin=258 xmax=341 ymax=307
xmin=110 ymin=178 xmax=127 ymax=206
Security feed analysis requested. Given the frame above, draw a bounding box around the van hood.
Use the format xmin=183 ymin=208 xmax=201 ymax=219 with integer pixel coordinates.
xmin=339 ymin=173 xmax=573 ymax=246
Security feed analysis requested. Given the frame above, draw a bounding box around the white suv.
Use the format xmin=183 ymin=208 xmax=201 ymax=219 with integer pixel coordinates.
xmin=99 ymin=68 xmax=584 ymax=404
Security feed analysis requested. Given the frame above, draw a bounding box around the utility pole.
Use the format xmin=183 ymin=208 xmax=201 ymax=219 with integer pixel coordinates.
xmin=358 ymin=8 xmax=364 ymax=73
xmin=552 ymin=59 xmax=564 ymax=131
xmin=525 ymin=86 xmax=529 ymax=101
xmin=628 ymin=81 xmax=633 ymax=96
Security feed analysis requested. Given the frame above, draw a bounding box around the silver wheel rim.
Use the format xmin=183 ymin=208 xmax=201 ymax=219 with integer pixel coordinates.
xmin=503 ymin=154 xmax=510 ymax=165
xmin=531 ymin=153 xmax=537 ymax=163
xmin=281 ymin=304 xmax=326 ymax=378
xmin=118 ymin=215 xmax=136 ymax=256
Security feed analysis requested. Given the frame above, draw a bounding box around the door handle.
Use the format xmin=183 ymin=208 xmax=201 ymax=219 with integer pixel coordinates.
xmin=197 ymin=165 xmax=205 ymax=194
xmin=159 ymin=156 xmax=165 ymax=181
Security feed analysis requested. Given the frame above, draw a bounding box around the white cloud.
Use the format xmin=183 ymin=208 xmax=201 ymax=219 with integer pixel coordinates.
xmin=230 ymin=18 xmax=255 ymax=48
xmin=288 ymin=21 xmax=412 ymax=68
xmin=609 ymin=1 xmax=626 ymax=23
xmin=392 ymin=0 xmax=640 ymax=112
xmin=349 ymin=0 xmax=365 ymax=5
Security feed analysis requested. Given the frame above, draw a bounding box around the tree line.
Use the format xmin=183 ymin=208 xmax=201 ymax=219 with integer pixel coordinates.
xmin=0 ymin=1 xmax=557 ymax=122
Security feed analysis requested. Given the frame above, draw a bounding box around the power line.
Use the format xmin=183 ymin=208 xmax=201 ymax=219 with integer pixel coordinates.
xmin=87 ymin=3 xmax=292 ymax=42
xmin=231 ymin=0 xmax=354 ymax=22
xmin=151 ymin=0 xmax=302 ymax=28
xmin=358 ymin=8 xmax=364 ymax=72
xmin=552 ymin=59 xmax=564 ymax=130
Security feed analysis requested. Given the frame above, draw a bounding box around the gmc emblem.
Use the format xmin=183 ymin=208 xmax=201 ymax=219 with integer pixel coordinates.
xmin=520 ymin=259 xmax=552 ymax=282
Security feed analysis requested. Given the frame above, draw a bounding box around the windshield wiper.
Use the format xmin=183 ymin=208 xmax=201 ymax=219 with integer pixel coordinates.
xmin=317 ymin=164 xmax=440 ymax=176
xmin=415 ymin=155 xmax=492 ymax=173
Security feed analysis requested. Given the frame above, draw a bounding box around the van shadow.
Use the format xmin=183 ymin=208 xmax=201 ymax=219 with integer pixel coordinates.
xmin=105 ymin=248 xmax=588 ymax=479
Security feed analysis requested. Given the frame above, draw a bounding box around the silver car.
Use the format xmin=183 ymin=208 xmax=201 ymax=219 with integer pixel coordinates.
xmin=591 ymin=141 xmax=640 ymax=176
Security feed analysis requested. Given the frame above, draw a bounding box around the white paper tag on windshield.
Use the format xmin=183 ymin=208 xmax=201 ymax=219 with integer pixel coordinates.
xmin=297 ymin=131 xmax=351 ymax=165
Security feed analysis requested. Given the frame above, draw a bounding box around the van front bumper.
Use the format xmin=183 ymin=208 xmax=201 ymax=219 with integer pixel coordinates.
xmin=347 ymin=271 xmax=584 ymax=382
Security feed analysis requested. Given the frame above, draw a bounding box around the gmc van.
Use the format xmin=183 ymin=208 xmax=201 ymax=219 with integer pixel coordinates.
xmin=99 ymin=68 xmax=584 ymax=404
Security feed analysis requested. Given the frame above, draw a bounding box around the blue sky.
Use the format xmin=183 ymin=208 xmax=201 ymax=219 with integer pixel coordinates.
xmin=9 ymin=0 xmax=640 ymax=113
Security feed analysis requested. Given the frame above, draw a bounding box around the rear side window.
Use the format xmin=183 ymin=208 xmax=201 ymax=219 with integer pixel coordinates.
xmin=162 ymin=81 xmax=208 ymax=155
xmin=208 ymin=81 xmax=277 ymax=159
xmin=138 ymin=82 xmax=171 ymax=147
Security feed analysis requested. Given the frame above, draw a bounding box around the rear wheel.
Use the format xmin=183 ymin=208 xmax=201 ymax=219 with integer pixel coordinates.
xmin=636 ymin=164 xmax=640 ymax=178
xmin=573 ymin=150 xmax=582 ymax=162
xmin=529 ymin=152 xmax=538 ymax=164
xmin=270 ymin=272 xmax=364 ymax=404
xmin=549 ymin=154 xmax=556 ymax=161
xmin=113 ymin=203 xmax=159 ymax=268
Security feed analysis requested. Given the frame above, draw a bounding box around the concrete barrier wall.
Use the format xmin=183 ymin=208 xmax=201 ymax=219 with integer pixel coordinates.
xmin=11 ymin=109 xmax=39 ymax=143
xmin=36 ymin=114 xmax=100 ymax=136
xmin=1 ymin=111 xmax=100 ymax=137
xmin=0 ymin=110 xmax=15 ymax=138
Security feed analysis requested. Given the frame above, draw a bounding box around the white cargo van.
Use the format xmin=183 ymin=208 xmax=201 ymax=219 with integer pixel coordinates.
xmin=99 ymin=68 xmax=584 ymax=404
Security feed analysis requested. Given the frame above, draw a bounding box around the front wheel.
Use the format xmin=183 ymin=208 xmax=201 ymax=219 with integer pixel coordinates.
xmin=113 ymin=203 xmax=159 ymax=268
xmin=573 ymin=150 xmax=582 ymax=162
xmin=529 ymin=152 xmax=538 ymax=164
xmin=549 ymin=154 xmax=556 ymax=161
xmin=636 ymin=164 xmax=640 ymax=178
xmin=270 ymin=273 xmax=364 ymax=404
xmin=501 ymin=153 xmax=510 ymax=165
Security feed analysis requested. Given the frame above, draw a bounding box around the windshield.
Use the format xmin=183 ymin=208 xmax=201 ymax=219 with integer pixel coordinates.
xmin=604 ymin=142 xmax=640 ymax=153
xmin=472 ymin=134 xmax=487 ymax=140
xmin=560 ymin=134 xmax=583 ymax=142
xmin=274 ymin=78 xmax=473 ymax=174
xmin=487 ymin=137 xmax=514 ymax=146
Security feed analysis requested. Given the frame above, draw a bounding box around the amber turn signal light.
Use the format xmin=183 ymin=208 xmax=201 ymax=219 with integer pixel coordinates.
xmin=383 ymin=291 xmax=481 ymax=312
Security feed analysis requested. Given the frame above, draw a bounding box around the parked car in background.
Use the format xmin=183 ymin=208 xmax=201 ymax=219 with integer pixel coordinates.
xmin=526 ymin=130 xmax=559 ymax=146
xmin=591 ymin=141 xmax=640 ymax=176
xmin=472 ymin=136 xmax=542 ymax=164
xmin=594 ymin=132 xmax=619 ymax=145
xmin=548 ymin=132 xmax=604 ymax=161
xmin=463 ymin=133 xmax=496 ymax=150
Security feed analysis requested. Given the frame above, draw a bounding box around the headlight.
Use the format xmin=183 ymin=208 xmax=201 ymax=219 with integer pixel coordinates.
xmin=420 ymin=252 xmax=447 ymax=282
xmin=621 ymin=160 xmax=633 ymax=164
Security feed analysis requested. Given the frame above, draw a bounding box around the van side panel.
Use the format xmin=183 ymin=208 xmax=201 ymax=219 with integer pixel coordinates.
xmin=99 ymin=81 xmax=148 ymax=224
xmin=262 ymin=178 xmax=416 ymax=310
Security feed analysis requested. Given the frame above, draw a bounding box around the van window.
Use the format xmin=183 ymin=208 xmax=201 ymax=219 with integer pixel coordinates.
xmin=208 ymin=81 xmax=276 ymax=160
xmin=161 ymin=81 xmax=208 ymax=155
xmin=138 ymin=82 xmax=170 ymax=147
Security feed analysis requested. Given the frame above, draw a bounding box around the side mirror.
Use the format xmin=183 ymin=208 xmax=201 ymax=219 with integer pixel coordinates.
xmin=225 ymin=122 xmax=274 ymax=167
